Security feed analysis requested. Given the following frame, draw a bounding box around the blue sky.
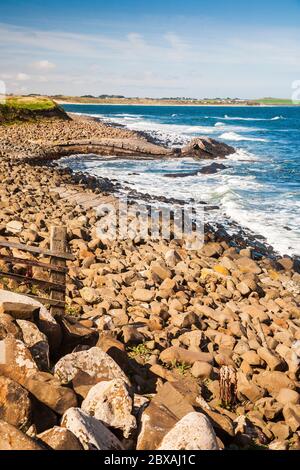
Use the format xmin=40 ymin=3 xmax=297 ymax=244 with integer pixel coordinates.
xmin=1 ymin=0 xmax=300 ymax=98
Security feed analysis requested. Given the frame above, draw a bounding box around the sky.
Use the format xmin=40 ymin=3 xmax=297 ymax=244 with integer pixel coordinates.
xmin=0 ymin=0 xmax=300 ymax=98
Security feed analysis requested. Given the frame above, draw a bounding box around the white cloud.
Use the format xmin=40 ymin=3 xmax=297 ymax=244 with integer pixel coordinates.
xmin=33 ymin=60 xmax=56 ymax=70
xmin=16 ymin=72 xmax=30 ymax=81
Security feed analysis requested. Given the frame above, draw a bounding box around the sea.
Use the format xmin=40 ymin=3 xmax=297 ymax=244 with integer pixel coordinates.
xmin=61 ymin=104 xmax=300 ymax=257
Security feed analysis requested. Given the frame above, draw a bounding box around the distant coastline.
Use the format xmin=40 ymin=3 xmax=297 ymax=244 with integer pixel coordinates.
xmin=52 ymin=95 xmax=299 ymax=107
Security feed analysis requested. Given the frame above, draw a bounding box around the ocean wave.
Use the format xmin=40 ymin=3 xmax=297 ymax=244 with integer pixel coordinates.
xmin=220 ymin=131 xmax=268 ymax=142
xmin=206 ymin=115 xmax=285 ymax=121
xmin=227 ymin=148 xmax=258 ymax=161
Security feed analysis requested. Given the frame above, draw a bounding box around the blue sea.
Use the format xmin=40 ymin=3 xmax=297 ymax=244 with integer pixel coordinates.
xmin=62 ymin=104 xmax=300 ymax=256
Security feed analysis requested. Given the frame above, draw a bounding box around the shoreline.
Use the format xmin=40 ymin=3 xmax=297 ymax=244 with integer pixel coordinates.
xmin=57 ymin=101 xmax=300 ymax=108
xmin=1 ymin=113 xmax=300 ymax=450
xmin=0 ymin=112 xmax=298 ymax=263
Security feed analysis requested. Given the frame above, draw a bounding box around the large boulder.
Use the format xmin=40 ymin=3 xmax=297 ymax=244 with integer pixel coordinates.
xmin=61 ymin=407 xmax=124 ymax=450
xmin=0 ymin=420 xmax=43 ymax=450
xmin=0 ymin=335 xmax=77 ymax=414
xmin=81 ymin=379 xmax=136 ymax=438
xmin=181 ymin=137 xmax=235 ymax=159
xmin=0 ymin=290 xmax=62 ymax=351
xmin=38 ymin=426 xmax=83 ymax=450
xmin=157 ymin=412 xmax=219 ymax=450
xmin=137 ymin=382 xmax=194 ymax=450
xmin=0 ymin=376 xmax=32 ymax=430
xmin=54 ymin=347 xmax=130 ymax=386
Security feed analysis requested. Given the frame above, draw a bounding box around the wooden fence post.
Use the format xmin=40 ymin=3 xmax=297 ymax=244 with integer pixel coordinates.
xmin=50 ymin=226 xmax=67 ymax=317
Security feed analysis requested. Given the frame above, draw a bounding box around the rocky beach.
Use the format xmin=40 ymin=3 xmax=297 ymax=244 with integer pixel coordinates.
xmin=0 ymin=110 xmax=299 ymax=451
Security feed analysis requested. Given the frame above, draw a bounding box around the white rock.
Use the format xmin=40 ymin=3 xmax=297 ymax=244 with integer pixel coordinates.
xmin=16 ymin=320 xmax=49 ymax=370
xmin=61 ymin=407 xmax=123 ymax=450
xmin=82 ymin=379 xmax=136 ymax=438
xmin=54 ymin=347 xmax=130 ymax=385
xmin=157 ymin=412 xmax=219 ymax=450
xmin=6 ymin=220 xmax=23 ymax=234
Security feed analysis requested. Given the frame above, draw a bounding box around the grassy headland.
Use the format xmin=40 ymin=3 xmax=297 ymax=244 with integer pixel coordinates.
xmin=0 ymin=96 xmax=69 ymax=125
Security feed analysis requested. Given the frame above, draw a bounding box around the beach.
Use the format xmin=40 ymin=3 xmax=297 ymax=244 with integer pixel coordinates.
xmin=0 ymin=110 xmax=300 ymax=450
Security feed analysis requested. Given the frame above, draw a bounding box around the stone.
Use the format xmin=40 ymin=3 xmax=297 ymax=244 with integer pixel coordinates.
xmin=38 ymin=426 xmax=83 ymax=450
xmin=181 ymin=137 xmax=234 ymax=160
xmin=241 ymin=350 xmax=263 ymax=367
xmin=61 ymin=407 xmax=124 ymax=450
xmin=282 ymin=404 xmax=300 ymax=432
xmin=16 ymin=319 xmax=49 ymax=370
xmin=150 ymin=263 xmax=172 ymax=282
xmin=160 ymin=346 xmax=213 ymax=366
xmin=236 ymin=282 xmax=250 ymax=296
xmin=191 ymin=361 xmax=213 ymax=379
xmin=0 ymin=335 xmax=77 ymax=414
xmin=253 ymin=371 xmax=295 ymax=396
xmin=0 ymin=313 xmax=22 ymax=340
xmin=0 ymin=420 xmax=43 ymax=450
xmin=269 ymin=422 xmax=290 ymax=441
xmin=170 ymin=312 xmax=197 ymax=329
xmin=79 ymin=287 xmax=99 ymax=304
xmin=57 ymin=316 xmax=98 ymax=355
xmin=137 ymin=382 xmax=194 ymax=450
xmin=54 ymin=347 xmax=130 ymax=386
xmin=200 ymin=242 xmax=223 ymax=258
xmin=255 ymin=397 xmax=282 ymax=420
xmin=0 ymin=290 xmax=61 ymax=352
xmin=276 ymin=388 xmax=300 ymax=406
xmin=6 ymin=220 xmax=23 ymax=234
xmin=133 ymin=288 xmax=155 ymax=302
xmin=0 ymin=376 xmax=32 ymax=430
xmin=0 ymin=301 xmax=39 ymax=320
xmin=235 ymin=257 xmax=261 ymax=274
xmin=81 ymin=379 xmax=136 ymax=438
xmin=237 ymin=372 xmax=265 ymax=402
xmin=257 ymin=347 xmax=285 ymax=371
xmin=157 ymin=412 xmax=219 ymax=450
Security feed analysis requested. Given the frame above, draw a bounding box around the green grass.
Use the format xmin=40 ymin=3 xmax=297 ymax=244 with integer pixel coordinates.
xmin=4 ymin=96 xmax=56 ymax=110
xmin=256 ymin=97 xmax=299 ymax=105
xmin=170 ymin=360 xmax=191 ymax=375
xmin=128 ymin=343 xmax=152 ymax=361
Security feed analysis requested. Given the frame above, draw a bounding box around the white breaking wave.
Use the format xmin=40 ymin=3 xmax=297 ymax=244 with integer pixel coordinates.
xmin=220 ymin=132 xmax=268 ymax=142
xmin=206 ymin=115 xmax=285 ymax=121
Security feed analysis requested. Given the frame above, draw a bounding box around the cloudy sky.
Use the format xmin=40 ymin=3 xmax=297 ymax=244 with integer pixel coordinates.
xmin=0 ymin=0 xmax=300 ymax=98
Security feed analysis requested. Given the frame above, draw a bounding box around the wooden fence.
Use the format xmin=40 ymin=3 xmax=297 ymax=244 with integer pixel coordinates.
xmin=0 ymin=226 xmax=74 ymax=316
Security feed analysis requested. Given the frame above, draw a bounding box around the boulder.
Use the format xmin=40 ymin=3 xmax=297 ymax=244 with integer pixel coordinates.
xmin=181 ymin=137 xmax=234 ymax=160
xmin=137 ymin=382 xmax=194 ymax=450
xmin=276 ymin=388 xmax=300 ymax=406
xmin=0 ymin=419 xmax=43 ymax=450
xmin=0 ymin=290 xmax=61 ymax=351
xmin=157 ymin=412 xmax=219 ymax=450
xmin=282 ymin=404 xmax=300 ymax=432
xmin=257 ymin=347 xmax=285 ymax=371
xmin=0 ymin=301 xmax=39 ymax=320
xmin=54 ymin=347 xmax=130 ymax=386
xmin=191 ymin=361 xmax=213 ymax=379
xmin=16 ymin=319 xmax=49 ymax=370
xmin=0 ymin=376 xmax=32 ymax=430
xmin=81 ymin=379 xmax=136 ymax=438
xmin=0 ymin=335 xmax=77 ymax=414
xmin=253 ymin=371 xmax=295 ymax=396
xmin=38 ymin=426 xmax=83 ymax=450
xmin=133 ymin=288 xmax=155 ymax=302
xmin=160 ymin=346 xmax=213 ymax=366
xmin=61 ymin=407 xmax=124 ymax=450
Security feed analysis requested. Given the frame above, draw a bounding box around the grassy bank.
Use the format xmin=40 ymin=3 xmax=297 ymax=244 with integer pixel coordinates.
xmin=0 ymin=96 xmax=69 ymax=125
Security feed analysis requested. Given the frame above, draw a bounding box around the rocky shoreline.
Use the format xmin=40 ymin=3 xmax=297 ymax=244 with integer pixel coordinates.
xmin=0 ymin=114 xmax=300 ymax=451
